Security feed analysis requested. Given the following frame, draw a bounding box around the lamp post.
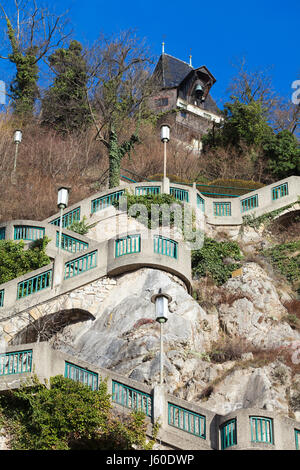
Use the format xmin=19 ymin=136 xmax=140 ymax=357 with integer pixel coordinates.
xmin=57 ymin=187 xmax=69 ymax=253
xmin=151 ymin=288 xmax=172 ymax=385
xmin=160 ymin=124 xmax=170 ymax=181
xmin=13 ymin=130 xmax=22 ymax=172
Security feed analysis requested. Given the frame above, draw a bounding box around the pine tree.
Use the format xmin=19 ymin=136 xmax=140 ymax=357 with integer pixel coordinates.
xmin=41 ymin=40 xmax=91 ymax=133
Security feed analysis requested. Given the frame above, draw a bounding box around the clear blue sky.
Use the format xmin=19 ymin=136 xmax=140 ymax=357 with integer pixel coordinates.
xmin=63 ymin=0 xmax=300 ymax=107
xmin=0 ymin=0 xmax=299 ymax=109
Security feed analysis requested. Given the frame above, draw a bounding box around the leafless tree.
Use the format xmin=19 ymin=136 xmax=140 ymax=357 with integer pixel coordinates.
xmin=85 ymin=30 xmax=159 ymax=187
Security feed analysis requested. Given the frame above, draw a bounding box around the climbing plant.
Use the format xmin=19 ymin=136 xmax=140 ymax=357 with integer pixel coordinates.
xmin=0 ymin=375 xmax=155 ymax=450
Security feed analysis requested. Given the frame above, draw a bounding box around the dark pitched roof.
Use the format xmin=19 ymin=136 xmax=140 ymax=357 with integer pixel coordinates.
xmin=153 ymin=54 xmax=193 ymax=89
xmin=153 ymin=53 xmax=220 ymax=115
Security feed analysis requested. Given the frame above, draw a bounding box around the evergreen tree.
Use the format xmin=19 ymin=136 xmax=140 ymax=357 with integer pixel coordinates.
xmin=0 ymin=2 xmax=69 ymax=119
xmin=202 ymin=98 xmax=300 ymax=180
xmin=42 ymin=40 xmax=91 ymax=133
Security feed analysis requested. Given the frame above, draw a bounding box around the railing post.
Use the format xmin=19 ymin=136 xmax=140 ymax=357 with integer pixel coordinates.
xmin=4 ymin=222 xmax=14 ymax=240
xmin=153 ymin=384 xmax=167 ymax=429
xmin=53 ymin=254 xmax=64 ymax=288
xmin=162 ymin=177 xmax=170 ymax=195
xmin=190 ymin=182 xmax=198 ymax=212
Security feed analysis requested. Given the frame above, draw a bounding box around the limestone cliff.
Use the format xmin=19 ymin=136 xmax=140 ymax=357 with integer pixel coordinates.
xmin=48 ymin=263 xmax=300 ymax=423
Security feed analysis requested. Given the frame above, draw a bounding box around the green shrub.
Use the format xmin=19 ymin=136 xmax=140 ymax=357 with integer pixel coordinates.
xmin=192 ymin=237 xmax=242 ymax=285
xmin=0 ymin=375 xmax=153 ymax=450
xmin=0 ymin=237 xmax=50 ymax=284
xmin=263 ymin=240 xmax=300 ymax=284
xmin=68 ymin=216 xmax=89 ymax=235
xmin=114 ymin=192 xmax=188 ymax=230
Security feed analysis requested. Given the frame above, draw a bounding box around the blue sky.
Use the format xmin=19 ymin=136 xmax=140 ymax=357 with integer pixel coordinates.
xmin=63 ymin=0 xmax=300 ymax=107
xmin=0 ymin=0 xmax=299 ymax=108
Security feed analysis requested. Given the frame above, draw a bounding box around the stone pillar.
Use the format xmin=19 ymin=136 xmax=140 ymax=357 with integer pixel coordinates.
xmin=53 ymin=255 xmax=64 ymax=288
xmin=190 ymin=182 xmax=198 ymax=211
xmin=162 ymin=177 xmax=170 ymax=195
xmin=153 ymin=384 xmax=167 ymax=429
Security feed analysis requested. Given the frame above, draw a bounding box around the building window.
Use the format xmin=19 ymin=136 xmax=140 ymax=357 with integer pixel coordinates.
xmin=155 ymin=97 xmax=168 ymax=107
xmin=180 ymin=111 xmax=187 ymax=118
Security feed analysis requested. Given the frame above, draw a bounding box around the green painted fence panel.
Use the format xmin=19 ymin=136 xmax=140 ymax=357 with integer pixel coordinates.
xmin=115 ymin=234 xmax=141 ymax=257
xmin=295 ymin=429 xmax=300 ymax=450
xmin=14 ymin=225 xmax=45 ymax=241
xmin=0 ymin=350 xmax=32 ymax=376
xmin=56 ymin=232 xmax=88 ymax=253
xmin=168 ymin=403 xmax=206 ymax=439
xmin=153 ymin=235 xmax=178 ymax=259
xmin=197 ymin=194 xmax=205 ymax=212
xmin=213 ymin=202 xmax=231 ymax=216
xmin=112 ymin=380 xmax=152 ymax=417
xmin=250 ymin=416 xmax=273 ymax=444
xmin=220 ymin=419 xmax=237 ymax=449
xmin=91 ymin=190 xmax=125 ymax=213
xmin=64 ymin=361 xmax=98 ymax=391
xmin=17 ymin=270 xmax=52 ymax=299
xmin=272 ymin=182 xmax=288 ymax=200
xmin=241 ymin=194 xmax=258 ymax=213
xmin=135 ymin=186 xmax=161 ymax=196
xmin=170 ymin=187 xmax=189 ymax=202
xmin=50 ymin=207 xmax=81 ymax=228
xmin=64 ymin=250 xmax=97 ymax=279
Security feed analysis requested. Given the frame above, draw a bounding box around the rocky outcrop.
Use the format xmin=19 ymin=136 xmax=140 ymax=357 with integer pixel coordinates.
xmin=43 ymin=263 xmax=300 ymax=421
xmin=215 ymin=262 xmax=299 ymax=349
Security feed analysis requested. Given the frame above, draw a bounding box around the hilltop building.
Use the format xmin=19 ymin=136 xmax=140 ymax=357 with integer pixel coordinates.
xmin=149 ymin=46 xmax=222 ymax=152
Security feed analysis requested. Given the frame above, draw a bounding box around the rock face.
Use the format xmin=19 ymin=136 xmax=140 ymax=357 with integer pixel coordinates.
xmin=216 ymin=262 xmax=299 ymax=349
xmin=47 ymin=263 xmax=300 ymax=421
xmin=52 ymin=268 xmax=219 ymax=387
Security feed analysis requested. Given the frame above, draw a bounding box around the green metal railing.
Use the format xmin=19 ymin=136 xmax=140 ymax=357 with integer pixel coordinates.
xmin=0 ymin=227 xmax=5 ymax=240
xmin=64 ymin=250 xmax=97 ymax=279
xmin=295 ymin=429 xmax=300 ymax=450
xmin=0 ymin=350 xmax=32 ymax=376
xmin=154 ymin=235 xmax=178 ymax=259
xmin=250 ymin=416 xmax=273 ymax=444
xmin=56 ymin=232 xmax=88 ymax=253
xmin=272 ymin=182 xmax=288 ymax=200
xmin=115 ymin=234 xmax=141 ymax=257
xmin=64 ymin=361 xmax=98 ymax=391
xmin=170 ymin=187 xmax=189 ymax=202
xmin=213 ymin=202 xmax=231 ymax=216
xmin=168 ymin=403 xmax=206 ymax=439
xmin=220 ymin=419 xmax=237 ymax=449
xmin=0 ymin=289 xmax=4 ymax=307
xmin=14 ymin=225 xmax=45 ymax=241
xmin=17 ymin=269 xmax=52 ymax=299
xmin=135 ymin=186 xmax=161 ymax=196
xmin=197 ymin=194 xmax=205 ymax=212
xmin=50 ymin=207 xmax=81 ymax=228
xmin=241 ymin=194 xmax=259 ymax=213
xmin=91 ymin=190 xmax=125 ymax=213
xmin=112 ymin=380 xmax=152 ymax=417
